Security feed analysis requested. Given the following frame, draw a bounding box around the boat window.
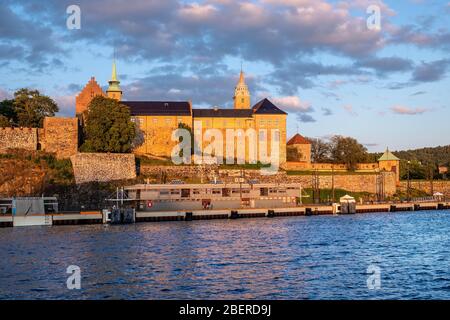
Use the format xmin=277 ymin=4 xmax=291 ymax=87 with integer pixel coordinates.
xmin=260 ymin=188 xmax=268 ymax=196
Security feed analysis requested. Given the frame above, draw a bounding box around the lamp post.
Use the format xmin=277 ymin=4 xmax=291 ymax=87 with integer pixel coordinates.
xmin=407 ymin=160 xmax=411 ymax=202
xmin=331 ymin=164 xmax=335 ymax=203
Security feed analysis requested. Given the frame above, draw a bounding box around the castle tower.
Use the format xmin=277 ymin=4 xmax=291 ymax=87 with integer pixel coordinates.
xmin=233 ymin=69 xmax=250 ymax=109
xmin=106 ymin=59 xmax=122 ymax=101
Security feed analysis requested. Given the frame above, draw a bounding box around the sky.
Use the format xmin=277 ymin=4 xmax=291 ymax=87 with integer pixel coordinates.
xmin=0 ymin=0 xmax=449 ymax=152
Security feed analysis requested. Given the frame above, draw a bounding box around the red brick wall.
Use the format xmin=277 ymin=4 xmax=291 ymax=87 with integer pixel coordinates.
xmin=75 ymin=77 xmax=106 ymax=115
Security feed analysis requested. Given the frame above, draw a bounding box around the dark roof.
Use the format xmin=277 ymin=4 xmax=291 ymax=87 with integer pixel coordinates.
xmin=122 ymin=101 xmax=191 ymax=116
xmin=287 ymin=133 xmax=311 ymax=145
xmin=192 ymin=108 xmax=254 ymax=118
xmin=252 ymin=98 xmax=287 ymax=115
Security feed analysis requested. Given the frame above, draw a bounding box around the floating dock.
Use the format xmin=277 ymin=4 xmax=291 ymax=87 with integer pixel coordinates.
xmin=1 ymin=202 xmax=449 ymax=228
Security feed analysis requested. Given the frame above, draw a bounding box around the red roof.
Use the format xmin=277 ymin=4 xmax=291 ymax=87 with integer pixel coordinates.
xmin=287 ymin=133 xmax=311 ymax=145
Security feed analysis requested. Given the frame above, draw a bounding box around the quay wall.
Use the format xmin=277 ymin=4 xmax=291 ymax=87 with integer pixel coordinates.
xmin=140 ymin=165 xmax=397 ymax=195
xmin=400 ymin=180 xmax=450 ymax=196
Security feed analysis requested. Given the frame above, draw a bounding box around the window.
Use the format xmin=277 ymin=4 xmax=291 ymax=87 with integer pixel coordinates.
xmin=165 ymin=118 xmax=172 ymax=125
xmin=153 ymin=118 xmax=158 ymax=124
xmin=259 ymin=130 xmax=266 ymax=141
xmin=223 ymin=120 xmax=227 ymax=127
xmin=260 ymin=120 xmax=265 ymax=126
xmin=274 ymin=131 xmax=280 ymax=142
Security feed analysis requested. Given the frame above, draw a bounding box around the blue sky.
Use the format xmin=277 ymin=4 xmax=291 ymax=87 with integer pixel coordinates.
xmin=0 ymin=0 xmax=449 ymax=152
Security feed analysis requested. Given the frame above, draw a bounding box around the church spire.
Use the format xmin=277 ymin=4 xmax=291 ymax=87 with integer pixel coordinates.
xmin=233 ymin=67 xmax=250 ymax=109
xmin=106 ymin=58 xmax=122 ymax=101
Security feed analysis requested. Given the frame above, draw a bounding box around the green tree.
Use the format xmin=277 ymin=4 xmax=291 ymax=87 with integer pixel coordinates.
xmin=0 ymin=115 xmax=11 ymax=127
xmin=81 ymin=96 xmax=136 ymax=153
xmin=13 ymin=89 xmax=59 ymax=127
xmin=330 ymin=135 xmax=369 ymax=170
xmin=0 ymin=99 xmax=17 ymax=125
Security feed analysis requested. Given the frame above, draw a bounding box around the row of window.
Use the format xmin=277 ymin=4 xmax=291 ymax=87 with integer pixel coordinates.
xmin=132 ymin=117 xmax=282 ymax=128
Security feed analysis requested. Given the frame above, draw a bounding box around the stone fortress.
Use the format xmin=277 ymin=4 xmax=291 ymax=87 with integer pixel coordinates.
xmin=0 ymin=60 xmax=400 ymax=187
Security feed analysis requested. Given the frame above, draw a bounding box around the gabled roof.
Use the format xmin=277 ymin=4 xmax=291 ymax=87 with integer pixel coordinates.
xmin=192 ymin=108 xmax=253 ymax=118
xmin=252 ymin=98 xmax=287 ymax=115
xmin=378 ymin=148 xmax=400 ymax=161
xmin=122 ymin=101 xmax=191 ymax=116
xmin=287 ymin=133 xmax=311 ymax=145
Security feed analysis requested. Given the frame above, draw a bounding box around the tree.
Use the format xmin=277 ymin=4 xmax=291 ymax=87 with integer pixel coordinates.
xmin=13 ymin=89 xmax=59 ymax=127
xmin=329 ymin=135 xmax=369 ymax=170
xmin=0 ymin=99 xmax=17 ymax=125
xmin=0 ymin=115 xmax=10 ymax=127
xmin=309 ymin=137 xmax=331 ymax=163
xmin=80 ymin=96 xmax=136 ymax=153
xmin=287 ymin=147 xmax=301 ymax=162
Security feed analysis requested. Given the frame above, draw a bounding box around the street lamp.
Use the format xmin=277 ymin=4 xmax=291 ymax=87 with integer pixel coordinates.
xmin=407 ymin=160 xmax=411 ymax=202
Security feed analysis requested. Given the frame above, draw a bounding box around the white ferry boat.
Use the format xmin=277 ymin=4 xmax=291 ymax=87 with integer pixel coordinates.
xmin=121 ymin=182 xmax=303 ymax=212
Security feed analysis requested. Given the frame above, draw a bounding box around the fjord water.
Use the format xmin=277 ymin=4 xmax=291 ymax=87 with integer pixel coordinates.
xmin=1 ymin=210 xmax=449 ymax=300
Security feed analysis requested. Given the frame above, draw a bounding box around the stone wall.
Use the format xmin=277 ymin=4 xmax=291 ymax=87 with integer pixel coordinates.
xmin=0 ymin=127 xmax=38 ymax=153
xmin=41 ymin=117 xmax=79 ymax=159
xmin=71 ymin=153 xmax=136 ymax=184
xmin=400 ymin=180 xmax=450 ymax=196
xmin=140 ymin=165 xmax=397 ymax=195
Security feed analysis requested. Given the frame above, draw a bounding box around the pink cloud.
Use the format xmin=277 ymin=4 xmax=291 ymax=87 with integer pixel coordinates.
xmin=390 ymin=105 xmax=430 ymax=115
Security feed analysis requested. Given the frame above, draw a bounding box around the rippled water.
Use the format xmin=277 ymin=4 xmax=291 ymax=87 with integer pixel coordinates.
xmin=1 ymin=210 xmax=450 ymax=300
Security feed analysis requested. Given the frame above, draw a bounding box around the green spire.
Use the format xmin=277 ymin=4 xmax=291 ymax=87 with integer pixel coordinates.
xmin=111 ymin=59 xmax=118 ymax=81
xmin=378 ymin=148 xmax=400 ymax=161
xmin=107 ymin=59 xmax=121 ymax=93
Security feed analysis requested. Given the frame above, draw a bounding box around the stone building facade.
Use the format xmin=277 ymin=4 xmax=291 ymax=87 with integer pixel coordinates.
xmin=0 ymin=119 xmax=78 ymax=159
xmin=76 ymin=63 xmax=288 ymax=164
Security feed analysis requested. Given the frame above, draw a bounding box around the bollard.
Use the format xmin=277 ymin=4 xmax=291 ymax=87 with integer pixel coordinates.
xmin=185 ymin=212 xmax=193 ymax=221
xmin=230 ymin=210 xmax=239 ymax=219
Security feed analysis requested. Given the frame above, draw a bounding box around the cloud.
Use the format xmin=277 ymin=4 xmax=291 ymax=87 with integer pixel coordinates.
xmin=296 ymin=114 xmax=316 ymax=123
xmin=0 ymin=88 xmax=12 ymax=101
xmin=322 ymin=107 xmax=333 ymax=116
xmin=343 ymin=104 xmax=358 ymax=116
xmin=390 ymin=105 xmax=430 ymax=115
xmin=355 ymin=56 xmax=414 ymax=76
xmin=269 ymin=60 xmax=364 ymax=94
xmin=412 ymin=59 xmax=450 ymax=82
xmin=410 ymin=91 xmax=426 ymax=96
xmin=0 ymin=5 xmax=65 ymax=70
xmin=271 ymin=96 xmax=312 ymax=113
xmin=54 ymin=95 xmax=76 ymax=117
xmin=122 ymin=68 xmax=266 ymax=108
